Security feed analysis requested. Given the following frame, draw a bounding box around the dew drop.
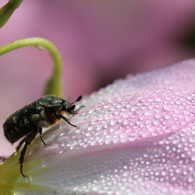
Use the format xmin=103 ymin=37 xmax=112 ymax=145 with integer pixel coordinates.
xmin=131 ymin=106 xmax=139 ymax=111
xmin=88 ymin=109 xmax=94 ymax=114
xmin=171 ymin=124 xmax=179 ymax=130
xmin=183 ymin=110 xmax=190 ymax=115
xmin=189 ymin=137 xmax=195 ymax=143
xmin=188 ymin=176 xmax=194 ymax=183
xmin=155 ymin=97 xmax=162 ymax=102
xmin=139 ymin=116 xmax=145 ymax=121
xmin=122 ymin=113 xmax=129 ymax=118
xmin=87 ymin=125 xmax=94 ymax=131
xmin=153 ymin=120 xmax=159 ymax=126
xmin=123 ymin=119 xmax=129 ymax=125
xmin=120 ymin=133 xmax=127 ymax=139
xmin=29 ymin=144 xmax=39 ymax=155
xmin=174 ymin=109 xmax=180 ymax=114
xmin=42 ymin=157 xmax=51 ymax=168
xmin=155 ymin=114 xmax=161 ymax=119
xmin=191 ymin=155 xmax=195 ymax=161
xmin=110 ymin=120 xmax=117 ymax=126
xmin=164 ymin=114 xmax=171 ymax=119
xmin=144 ymin=110 xmax=153 ymax=116
xmin=186 ymin=96 xmax=192 ymax=100
xmin=163 ymin=105 xmax=172 ymax=111
xmin=96 ymin=123 xmax=104 ymax=130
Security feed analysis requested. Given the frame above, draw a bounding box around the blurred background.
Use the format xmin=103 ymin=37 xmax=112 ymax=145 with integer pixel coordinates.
xmin=0 ymin=0 xmax=195 ymax=156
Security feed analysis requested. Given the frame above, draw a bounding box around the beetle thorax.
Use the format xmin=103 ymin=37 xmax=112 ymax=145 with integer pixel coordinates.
xmin=40 ymin=107 xmax=64 ymax=127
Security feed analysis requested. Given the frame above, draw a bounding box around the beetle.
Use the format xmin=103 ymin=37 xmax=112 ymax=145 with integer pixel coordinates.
xmin=3 ymin=95 xmax=83 ymax=177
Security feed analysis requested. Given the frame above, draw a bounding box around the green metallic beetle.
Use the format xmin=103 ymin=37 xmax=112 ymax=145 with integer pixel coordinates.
xmin=3 ymin=95 xmax=82 ymax=177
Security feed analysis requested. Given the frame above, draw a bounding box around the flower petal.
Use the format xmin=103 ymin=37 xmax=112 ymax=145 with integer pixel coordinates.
xmin=6 ymin=59 xmax=195 ymax=194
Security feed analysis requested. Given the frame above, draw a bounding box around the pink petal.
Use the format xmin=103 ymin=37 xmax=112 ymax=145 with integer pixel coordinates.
xmin=14 ymin=60 xmax=195 ymax=194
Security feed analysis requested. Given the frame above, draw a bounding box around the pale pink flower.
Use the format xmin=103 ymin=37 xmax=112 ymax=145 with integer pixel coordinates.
xmin=1 ymin=0 xmax=195 ymax=155
xmin=2 ymin=60 xmax=195 ymax=194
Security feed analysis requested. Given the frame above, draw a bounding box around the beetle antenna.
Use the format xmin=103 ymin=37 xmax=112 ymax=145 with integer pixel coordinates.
xmin=71 ymin=96 xmax=82 ymax=104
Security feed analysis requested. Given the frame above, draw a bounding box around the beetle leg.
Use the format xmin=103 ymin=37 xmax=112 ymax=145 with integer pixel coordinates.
xmin=56 ymin=114 xmax=77 ymax=127
xmin=16 ymin=138 xmax=26 ymax=151
xmin=75 ymin=105 xmax=85 ymax=112
xmin=18 ymin=130 xmax=37 ymax=177
xmin=38 ymin=120 xmax=46 ymax=146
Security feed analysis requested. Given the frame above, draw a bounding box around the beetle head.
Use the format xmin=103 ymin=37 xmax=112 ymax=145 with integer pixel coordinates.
xmin=62 ymin=96 xmax=82 ymax=115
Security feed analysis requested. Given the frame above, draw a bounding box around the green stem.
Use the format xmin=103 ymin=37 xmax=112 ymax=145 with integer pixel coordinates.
xmin=0 ymin=0 xmax=24 ymax=28
xmin=0 ymin=37 xmax=63 ymax=96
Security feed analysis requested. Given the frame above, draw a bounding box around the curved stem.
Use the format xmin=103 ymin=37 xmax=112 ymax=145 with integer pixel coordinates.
xmin=0 ymin=37 xmax=63 ymax=96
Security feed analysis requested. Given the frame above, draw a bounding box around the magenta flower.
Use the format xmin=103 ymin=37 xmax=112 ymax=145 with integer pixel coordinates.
xmin=1 ymin=60 xmax=195 ymax=194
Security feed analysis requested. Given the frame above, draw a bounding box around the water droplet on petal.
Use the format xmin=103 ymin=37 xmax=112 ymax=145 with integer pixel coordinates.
xmin=42 ymin=157 xmax=51 ymax=168
xmin=163 ymin=105 xmax=172 ymax=111
xmin=189 ymin=137 xmax=195 ymax=143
